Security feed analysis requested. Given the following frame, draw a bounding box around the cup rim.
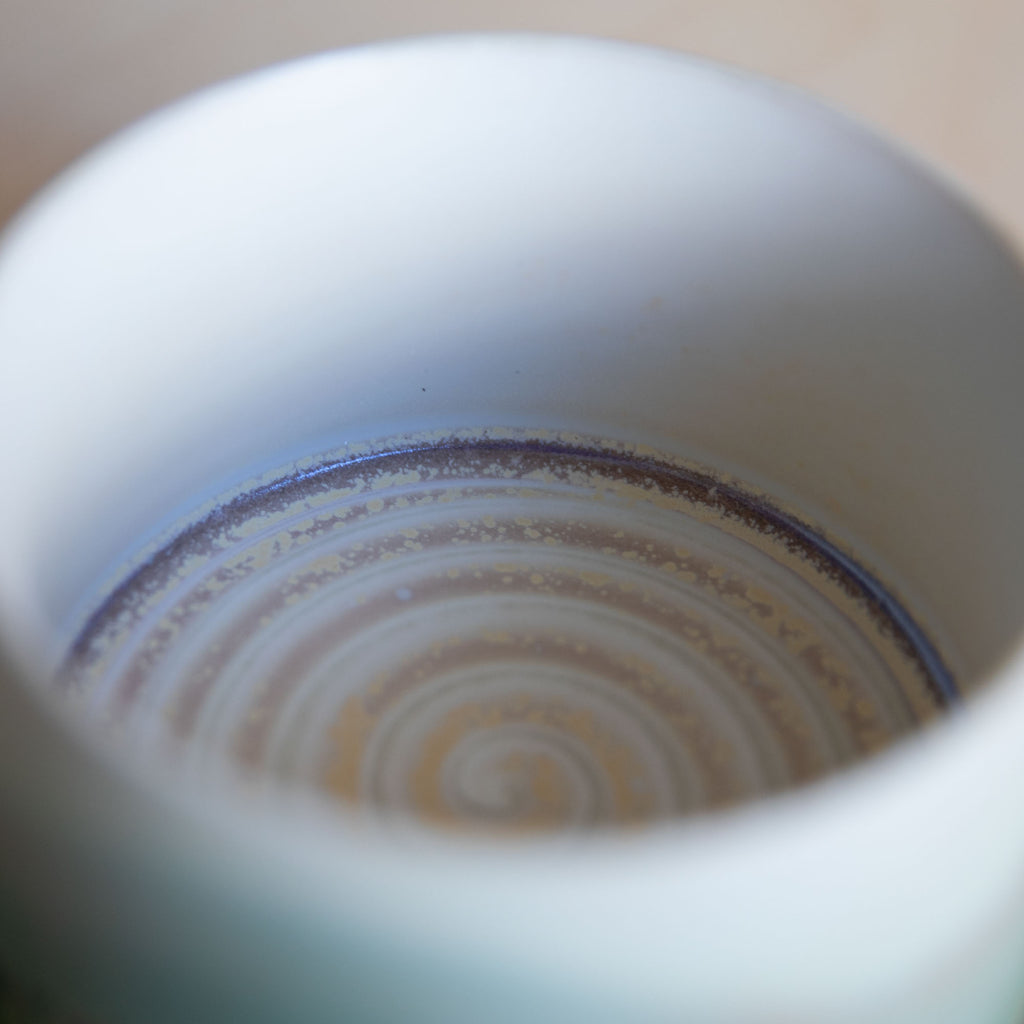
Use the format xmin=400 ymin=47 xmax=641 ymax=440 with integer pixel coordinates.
xmin=3 ymin=32 xmax=1024 ymax=1012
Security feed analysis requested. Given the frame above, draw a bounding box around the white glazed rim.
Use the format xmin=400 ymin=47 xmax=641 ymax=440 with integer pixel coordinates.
xmin=3 ymin=33 xmax=1024 ymax=1017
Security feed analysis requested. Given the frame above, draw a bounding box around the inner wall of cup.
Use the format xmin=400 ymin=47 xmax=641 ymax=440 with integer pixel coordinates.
xmin=2 ymin=39 xmax=1024 ymax=693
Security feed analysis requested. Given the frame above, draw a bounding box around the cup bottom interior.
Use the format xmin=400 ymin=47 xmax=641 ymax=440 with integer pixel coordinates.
xmin=48 ymin=427 xmax=964 ymax=835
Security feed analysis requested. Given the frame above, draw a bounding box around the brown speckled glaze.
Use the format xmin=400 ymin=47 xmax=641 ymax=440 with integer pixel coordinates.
xmin=59 ymin=431 xmax=954 ymax=833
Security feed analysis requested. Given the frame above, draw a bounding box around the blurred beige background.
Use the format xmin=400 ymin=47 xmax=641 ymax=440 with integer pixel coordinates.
xmin=2 ymin=0 xmax=1024 ymax=251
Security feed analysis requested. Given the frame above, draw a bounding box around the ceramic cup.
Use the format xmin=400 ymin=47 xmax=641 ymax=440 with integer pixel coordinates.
xmin=2 ymin=34 xmax=1024 ymax=1024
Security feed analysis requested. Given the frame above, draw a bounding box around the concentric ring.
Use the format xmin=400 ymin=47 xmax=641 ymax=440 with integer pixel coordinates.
xmin=60 ymin=432 xmax=954 ymax=833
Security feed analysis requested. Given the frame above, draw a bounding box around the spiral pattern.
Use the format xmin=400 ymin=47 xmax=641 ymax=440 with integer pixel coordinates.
xmin=60 ymin=433 xmax=952 ymax=833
